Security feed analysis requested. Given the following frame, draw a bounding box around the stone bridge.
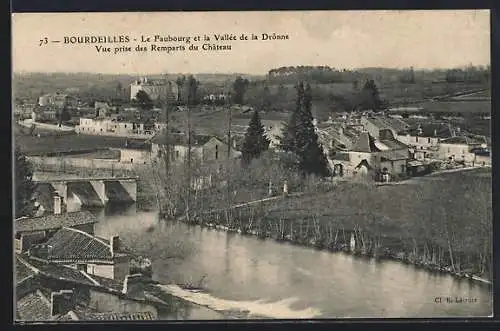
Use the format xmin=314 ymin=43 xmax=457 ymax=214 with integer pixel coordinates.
xmin=32 ymin=176 xmax=138 ymax=211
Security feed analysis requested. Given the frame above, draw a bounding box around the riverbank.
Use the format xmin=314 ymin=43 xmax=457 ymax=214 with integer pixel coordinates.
xmin=170 ymin=217 xmax=492 ymax=288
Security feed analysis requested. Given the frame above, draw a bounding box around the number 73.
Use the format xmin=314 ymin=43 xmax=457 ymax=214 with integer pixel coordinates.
xmin=39 ymin=37 xmax=48 ymax=46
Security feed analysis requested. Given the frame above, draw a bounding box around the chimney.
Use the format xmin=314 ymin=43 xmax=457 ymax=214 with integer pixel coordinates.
xmin=122 ymin=274 xmax=145 ymax=300
xmin=51 ymin=290 xmax=75 ymax=317
xmin=53 ymin=192 xmax=62 ymax=215
xmin=110 ymin=235 xmax=120 ymax=257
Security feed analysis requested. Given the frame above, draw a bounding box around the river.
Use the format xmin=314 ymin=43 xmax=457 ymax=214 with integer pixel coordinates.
xmin=91 ymin=204 xmax=492 ymax=319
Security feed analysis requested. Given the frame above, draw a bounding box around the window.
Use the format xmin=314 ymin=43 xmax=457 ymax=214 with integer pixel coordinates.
xmin=400 ymin=164 xmax=405 ymax=173
xmin=175 ymin=150 xmax=180 ymax=158
xmin=428 ymin=138 xmax=431 ymax=143
xmin=130 ymin=158 xmax=133 ymax=163
xmin=124 ymin=124 xmax=127 ymax=128
xmin=215 ymin=145 xmax=219 ymax=160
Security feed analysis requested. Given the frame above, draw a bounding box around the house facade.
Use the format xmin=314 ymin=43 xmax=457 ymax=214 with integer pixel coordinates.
xmin=130 ymin=77 xmax=178 ymax=102
xmin=76 ymin=117 xmax=155 ymax=137
xmin=151 ymin=134 xmax=242 ymax=165
xmin=329 ymin=129 xmax=410 ymax=181
xmin=438 ymin=136 xmax=486 ymax=164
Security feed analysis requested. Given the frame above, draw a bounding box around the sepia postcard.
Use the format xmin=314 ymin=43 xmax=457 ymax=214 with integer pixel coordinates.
xmin=12 ymin=10 xmax=492 ymax=322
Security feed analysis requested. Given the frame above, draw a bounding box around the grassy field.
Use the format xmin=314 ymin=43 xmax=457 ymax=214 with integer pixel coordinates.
xmin=15 ymin=133 xmax=142 ymax=156
xmin=65 ymin=149 xmax=121 ymax=159
xmin=421 ymin=100 xmax=491 ymax=114
xmin=188 ymin=167 xmax=491 ymax=275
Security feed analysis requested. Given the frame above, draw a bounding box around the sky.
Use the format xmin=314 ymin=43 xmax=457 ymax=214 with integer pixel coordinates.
xmin=12 ymin=10 xmax=490 ymax=75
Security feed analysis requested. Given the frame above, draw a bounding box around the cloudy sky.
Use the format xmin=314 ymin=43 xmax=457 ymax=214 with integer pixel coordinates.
xmin=12 ymin=10 xmax=490 ymax=75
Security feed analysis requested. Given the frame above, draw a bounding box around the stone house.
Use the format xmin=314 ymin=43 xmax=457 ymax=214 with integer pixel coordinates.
xmin=15 ymin=255 xmax=166 ymax=321
xmin=151 ymin=133 xmax=241 ymax=165
xmin=396 ymin=123 xmax=454 ymax=151
xmin=329 ymin=129 xmax=410 ymax=180
xmin=438 ymin=136 xmax=486 ymax=164
xmin=28 ymin=227 xmax=131 ymax=282
xmin=15 ymin=210 xmax=97 ymax=254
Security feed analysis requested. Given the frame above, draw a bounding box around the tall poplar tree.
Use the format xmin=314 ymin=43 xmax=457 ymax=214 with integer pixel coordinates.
xmin=241 ymin=109 xmax=270 ymax=165
xmin=295 ymin=83 xmax=330 ymax=177
xmin=279 ymin=82 xmax=304 ymax=153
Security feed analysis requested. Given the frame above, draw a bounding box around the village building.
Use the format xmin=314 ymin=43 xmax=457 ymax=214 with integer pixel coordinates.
xmin=38 ymin=93 xmax=75 ymax=108
xmin=76 ymin=117 xmax=156 ymax=137
xmin=130 ymin=77 xmax=178 ymax=102
xmin=438 ymin=136 xmax=488 ymax=164
xmin=328 ymin=128 xmax=410 ymax=181
xmin=15 ymin=210 xmax=98 ymax=254
xmin=31 ymin=108 xmax=58 ymax=122
xmin=151 ymin=133 xmax=241 ymax=165
xmin=116 ymin=140 xmax=152 ymax=164
xmin=15 ymin=255 xmax=167 ymax=321
xmin=94 ymin=101 xmax=112 ymax=118
xmin=360 ymin=115 xmax=409 ymax=140
xmin=28 ymin=227 xmax=131 ymax=282
xmin=396 ymin=123 xmax=454 ymax=149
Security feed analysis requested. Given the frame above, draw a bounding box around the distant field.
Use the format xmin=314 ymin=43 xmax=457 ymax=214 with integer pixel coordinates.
xmin=65 ymin=149 xmax=121 ymax=159
xmin=421 ymin=100 xmax=491 ymax=114
xmin=15 ymin=133 xmax=139 ymax=155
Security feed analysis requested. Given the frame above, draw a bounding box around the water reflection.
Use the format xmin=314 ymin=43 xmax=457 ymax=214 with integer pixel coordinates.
xmin=91 ymin=204 xmax=493 ymax=318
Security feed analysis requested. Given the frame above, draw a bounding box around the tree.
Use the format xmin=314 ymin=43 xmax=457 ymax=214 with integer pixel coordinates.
xmin=279 ymin=82 xmax=304 ymax=154
xmin=186 ymin=75 xmax=199 ymax=106
xmin=294 ymin=83 xmax=330 ymax=177
xmin=232 ymin=76 xmax=249 ymax=105
xmin=241 ymin=110 xmax=270 ymax=165
xmin=176 ymin=76 xmax=186 ymax=103
xmin=261 ymin=86 xmax=272 ymax=111
xmin=135 ymin=90 xmax=153 ymax=111
xmin=358 ymin=79 xmax=382 ymax=111
xmin=15 ymin=145 xmax=35 ymax=218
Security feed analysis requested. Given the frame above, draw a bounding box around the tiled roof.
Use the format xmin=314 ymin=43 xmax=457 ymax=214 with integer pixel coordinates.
xmin=378 ymin=139 xmax=408 ymax=150
xmin=352 ymin=132 xmax=380 ymax=153
xmin=71 ymin=309 xmax=155 ymax=321
xmin=366 ymin=116 xmax=409 ymax=133
xmin=15 ymin=211 xmax=97 ymax=233
xmin=16 ymin=255 xmax=36 ymax=284
xmin=19 ymin=256 xmax=97 ymax=286
xmin=16 ymin=290 xmax=52 ymax=321
xmin=441 ymin=136 xmax=484 ymax=145
xmin=38 ymin=227 xmax=113 ymax=262
xmin=399 ymin=123 xmax=453 ymax=138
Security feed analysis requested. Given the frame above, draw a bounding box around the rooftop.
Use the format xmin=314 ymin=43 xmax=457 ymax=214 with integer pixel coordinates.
xmin=398 ymin=123 xmax=453 ymax=138
xmin=15 ymin=211 xmax=98 ymax=234
xmin=64 ymin=309 xmax=156 ymax=321
xmin=351 ymin=132 xmax=380 ymax=153
xmin=15 ymin=255 xmax=36 ymax=284
xmin=18 ymin=254 xmax=97 ymax=286
xmin=31 ymin=227 xmax=117 ymax=263
xmin=365 ymin=116 xmax=409 ymax=133
xmin=440 ymin=136 xmax=484 ymax=145
xmin=16 ymin=290 xmax=52 ymax=321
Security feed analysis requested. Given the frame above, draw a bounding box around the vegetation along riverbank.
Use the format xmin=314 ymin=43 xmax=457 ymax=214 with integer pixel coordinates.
xmin=163 ymin=166 xmax=492 ymax=286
